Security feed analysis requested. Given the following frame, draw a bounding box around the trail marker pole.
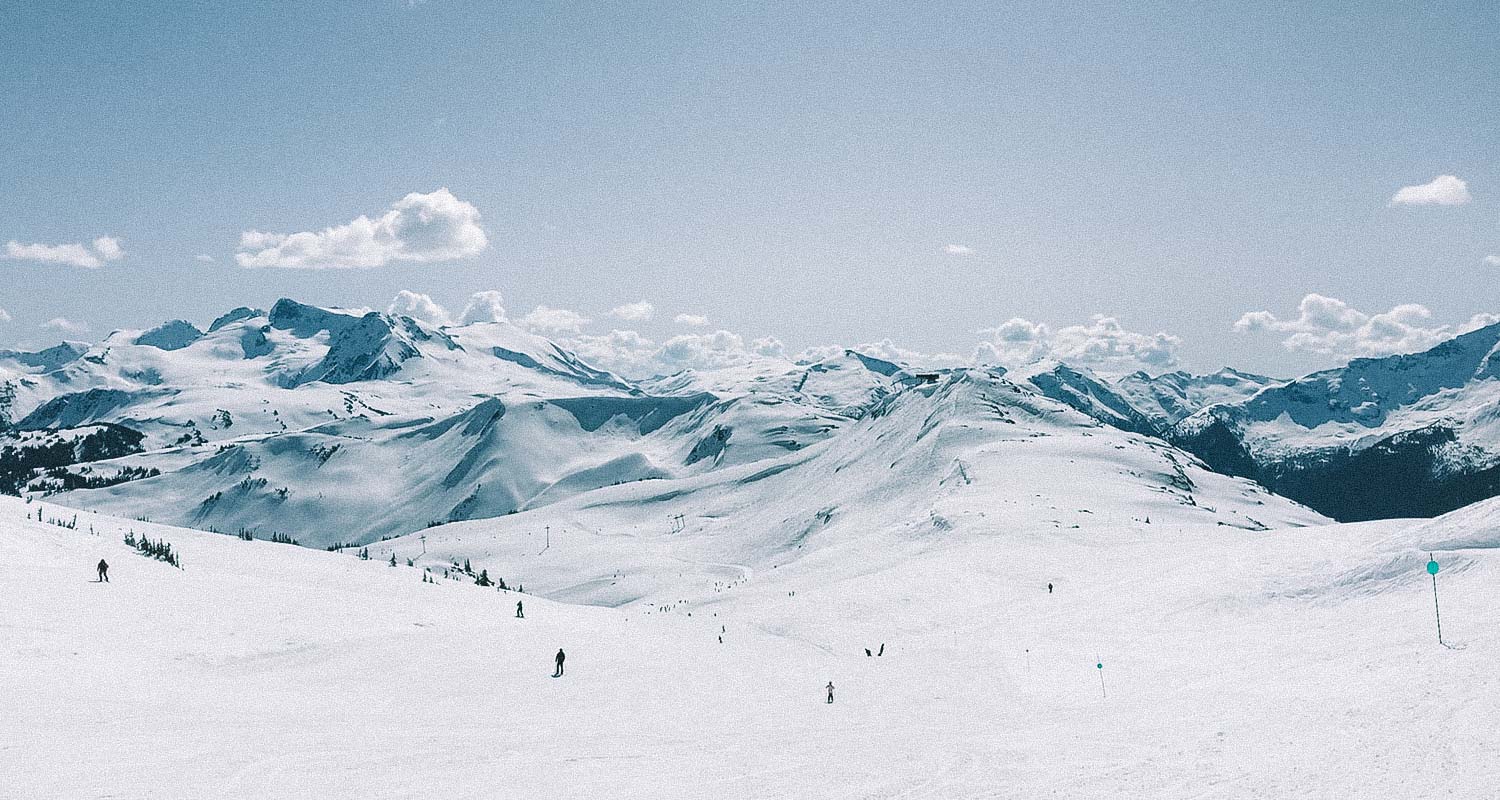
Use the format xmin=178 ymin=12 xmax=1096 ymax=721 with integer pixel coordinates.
xmin=1427 ymin=554 xmax=1443 ymax=645
xmin=1096 ymin=658 xmax=1106 ymax=698
xmin=419 ymin=534 xmax=426 ymax=555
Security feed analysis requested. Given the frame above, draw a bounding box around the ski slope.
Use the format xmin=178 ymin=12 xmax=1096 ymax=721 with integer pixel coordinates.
xmin=5 ymin=493 xmax=1498 ymax=798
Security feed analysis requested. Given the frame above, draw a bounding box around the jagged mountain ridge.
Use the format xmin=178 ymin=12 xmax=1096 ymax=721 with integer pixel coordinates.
xmin=1 ymin=300 xmax=1495 ymax=536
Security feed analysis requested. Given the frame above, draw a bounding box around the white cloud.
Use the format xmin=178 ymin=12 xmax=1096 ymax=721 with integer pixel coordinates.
xmin=561 ymin=328 xmax=796 ymax=378
xmin=234 ymin=188 xmax=487 ymax=269
xmin=458 ymin=290 xmax=506 ymax=324
xmin=674 ymin=313 xmax=710 ymax=327
xmin=974 ymin=315 xmax=1180 ymax=372
xmin=387 ymin=290 xmax=453 ymax=327
xmin=1458 ymin=312 xmax=1500 ymax=334
xmin=609 ymin=301 xmax=655 ymax=322
xmin=1389 ymin=175 xmax=1471 ymax=207
xmin=1484 ymin=255 xmax=1500 ymax=267
xmin=0 ymin=308 xmax=10 ymax=323
xmin=565 ymin=329 xmax=661 ymax=376
xmin=42 ymin=317 xmax=90 ymax=336
xmin=849 ymin=339 xmax=967 ymax=369
xmin=195 ymin=254 xmax=215 ymax=263
xmin=518 ymin=305 xmax=591 ymax=334
xmin=1233 ymin=293 xmax=1486 ymax=358
xmin=944 ymin=244 xmax=974 ymax=256
xmin=3 ymin=236 xmax=125 ymax=269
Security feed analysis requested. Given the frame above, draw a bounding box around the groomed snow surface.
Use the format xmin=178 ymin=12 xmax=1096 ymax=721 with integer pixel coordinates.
xmin=5 ymin=494 xmax=1498 ymax=799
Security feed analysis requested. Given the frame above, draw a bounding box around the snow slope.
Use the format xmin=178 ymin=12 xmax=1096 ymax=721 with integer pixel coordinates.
xmin=5 ymin=486 xmax=1497 ymax=798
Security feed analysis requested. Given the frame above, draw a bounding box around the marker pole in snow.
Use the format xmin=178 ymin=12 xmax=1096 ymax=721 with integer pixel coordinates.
xmin=1096 ymin=658 xmax=1106 ymax=698
xmin=419 ymin=534 xmax=426 ymax=555
xmin=1427 ymin=554 xmax=1443 ymax=645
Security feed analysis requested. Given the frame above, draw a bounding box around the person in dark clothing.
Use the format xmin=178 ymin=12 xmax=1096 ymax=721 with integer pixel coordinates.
xmin=553 ymin=648 xmax=565 ymax=677
xmin=826 ymin=681 xmax=835 ymax=704
xmin=97 ymin=559 xmax=109 ymax=583
xmin=877 ymin=643 xmax=884 ymax=657
xmin=1048 ymin=583 xmax=1053 ymax=594
xmin=516 ymin=600 xmax=524 ymax=618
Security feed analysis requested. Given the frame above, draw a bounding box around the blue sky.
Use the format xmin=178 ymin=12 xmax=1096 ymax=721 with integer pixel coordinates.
xmin=1 ymin=0 xmax=1496 ymax=376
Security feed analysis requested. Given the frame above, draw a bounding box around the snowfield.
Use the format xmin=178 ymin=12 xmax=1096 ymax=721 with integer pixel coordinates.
xmin=6 ymin=491 xmax=1499 ymax=799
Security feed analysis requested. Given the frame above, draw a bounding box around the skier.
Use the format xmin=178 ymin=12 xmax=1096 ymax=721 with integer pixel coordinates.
xmin=877 ymin=643 xmax=884 ymax=657
xmin=826 ymin=681 xmax=835 ymax=704
xmin=96 ymin=559 xmax=109 ymax=583
xmin=553 ymin=648 xmax=566 ymax=677
xmin=1048 ymin=583 xmax=1053 ymax=594
xmin=516 ymin=600 xmax=524 ymax=619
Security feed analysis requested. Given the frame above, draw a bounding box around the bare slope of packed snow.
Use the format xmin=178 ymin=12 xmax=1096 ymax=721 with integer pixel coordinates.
xmin=384 ymin=369 xmax=1326 ymax=606
xmin=6 ymin=485 xmax=1498 ymax=798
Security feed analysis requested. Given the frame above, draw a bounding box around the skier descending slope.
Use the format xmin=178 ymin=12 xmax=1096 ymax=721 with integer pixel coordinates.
xmin=516 ymin=600 xmax=524 ymax=619
xmin=826 ymin=682 xmax=835 ymax=704
xmin=96 ymin=559 xmax=109 ymax=583
xmin=553 ymin=649 xmax=565 ymax=677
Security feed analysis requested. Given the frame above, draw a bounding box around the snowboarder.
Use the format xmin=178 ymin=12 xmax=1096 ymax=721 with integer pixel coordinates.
xmin=553 ymin=648 xmax=565 ymax=677
xmin=516 ymin=600 xmax=524 ymax=619
xmin=826 ymin=681 xmax=835 ymax=704
xmin=96 ymin=559 xmax=109 ymax=583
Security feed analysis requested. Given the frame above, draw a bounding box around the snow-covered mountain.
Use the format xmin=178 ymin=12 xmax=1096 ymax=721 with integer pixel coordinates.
xmin=0 ymin=299 xmax=1330 ymax=548
xmin=4 ymin=299 xmax=1496 ymax=544
xmin=1168 ymin=321 xmax=1500 ymax=521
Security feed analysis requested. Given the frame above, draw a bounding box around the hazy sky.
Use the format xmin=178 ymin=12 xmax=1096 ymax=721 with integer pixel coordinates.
xmin=2 ymin=0 xmax=1496 ymax=377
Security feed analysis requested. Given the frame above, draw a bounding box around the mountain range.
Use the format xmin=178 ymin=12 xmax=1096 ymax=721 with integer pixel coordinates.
xmin=1 ymin=299 xmax=1497 ymax=550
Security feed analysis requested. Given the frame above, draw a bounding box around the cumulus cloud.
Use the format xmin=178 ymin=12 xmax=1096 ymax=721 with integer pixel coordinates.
xmin=518 ymin=305 xmax=591 ymax=334
xmin=0 ymin=308 xmax=11 ymax=323
xmin=1485 ymin=255 xmax=1500 ymax=267
xmin=974 ymin=315 xmax=1180 ymax=372
xmin=3 ymin=236 xmax=124 ymax=269
xmin=458 ymin=290 xmax=507 ymax=324
xmin=195 ymin=254 xmax=215 ymax=263
xmin=674 ymin=313 xmax=709 ymax=327
xmin=1233 ymin=293 xmax=1492 ymax=357
xmin=559 ymin=328 xmax=797 ymax=378
xmin=387 ymin=290 xmax=454 ymax=327
xmin=1389 ymin=175 xmax=1471 ymax=207
xmin=609 ymin=301 xmax=655 ymax=322
xmin=565 ymin=329 xmax=661 ymax=376
xmin=42 ymin=317 xmax=90 ymax=335
xmin=849 ymin=339 xmax=967 ymax=369
xmin=944 ymin=244 xmax=974 ymax=256
xmin=234 ymin=188 xmax=487 ymax=269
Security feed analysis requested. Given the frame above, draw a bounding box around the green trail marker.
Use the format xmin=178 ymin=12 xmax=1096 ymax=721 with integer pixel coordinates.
xmin=1427 ymin=553 xmax=1443 ymax=645
xmin=1096 ymin=658 xmax=1106 ymax=698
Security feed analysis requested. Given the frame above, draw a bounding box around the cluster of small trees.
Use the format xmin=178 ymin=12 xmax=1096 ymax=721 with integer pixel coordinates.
xmin=123 ymin=530 xmax=181 ymax=568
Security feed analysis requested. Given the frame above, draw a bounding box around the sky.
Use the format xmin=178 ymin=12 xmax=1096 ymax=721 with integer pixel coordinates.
xmin=1 ymin=0 xmax=1497 ymax=378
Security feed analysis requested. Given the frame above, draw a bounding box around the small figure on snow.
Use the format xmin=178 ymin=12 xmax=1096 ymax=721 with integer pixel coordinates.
xmin=516 ymin=600 xmax=524 ymax=619
xmin=553 ymin=648 xmax=566 ymax=677
xmin=97 ymin=559 xmax=110 ymax=583
xmin=1047 ymin=583 xmax=1053 ymax=594
xmin=878 ymin=643 xmax=884 ymax=657
xmin=826 ymin=681 xmax=835 ymax=704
